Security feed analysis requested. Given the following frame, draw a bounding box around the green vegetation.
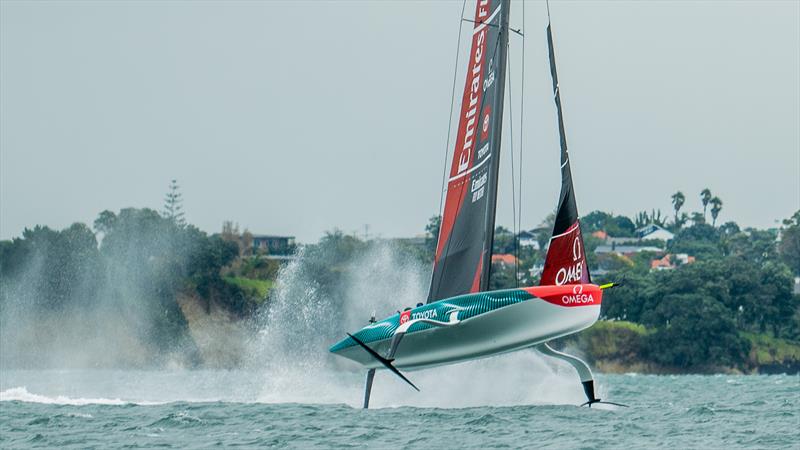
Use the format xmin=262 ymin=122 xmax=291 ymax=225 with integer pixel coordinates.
xmin=0 ymin=183 xmax=797 ymax=373
xmin=744 ymin=332 xmax=800 ymax=369
xmin=224 ymin=276 xmax=273 ymax=300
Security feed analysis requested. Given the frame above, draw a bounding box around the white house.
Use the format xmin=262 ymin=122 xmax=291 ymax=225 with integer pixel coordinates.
xmin=636 ymin=224 xmax=674 ymax=242
xmin=517 ymin=230 xmax=541 ymax=250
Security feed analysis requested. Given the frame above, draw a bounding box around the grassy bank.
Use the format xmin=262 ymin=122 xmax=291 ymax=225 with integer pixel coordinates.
xmin=223 ymin=276 xmax=273 ymax=301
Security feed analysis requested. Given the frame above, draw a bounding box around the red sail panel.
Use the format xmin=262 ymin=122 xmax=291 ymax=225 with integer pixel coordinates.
xmin=428 ymin=0 xmax=510 ymax=302
xmin=539 ymin=23 xmax=591 ymax=287
xmin=540 ymin=221 xmax=590 ymax=286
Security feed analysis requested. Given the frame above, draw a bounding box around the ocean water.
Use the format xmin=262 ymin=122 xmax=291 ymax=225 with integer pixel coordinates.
xmin=1 ymin=369 xmax=797 ymax=449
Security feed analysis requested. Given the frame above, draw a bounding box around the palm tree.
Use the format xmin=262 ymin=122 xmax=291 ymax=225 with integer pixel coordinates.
xmin=700 ymin=188 xmax=712 ymax=220
xmin=710 ymin=196 xmax=723 ymax=226
xmin=671 ymin=191 xmax=686 ymax=229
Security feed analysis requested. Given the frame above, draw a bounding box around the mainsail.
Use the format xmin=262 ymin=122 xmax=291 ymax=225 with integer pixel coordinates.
xmin=539 ymin=23 xmax=591 ymax=286
xmin=428 ymin=0 xmax=511 ymax=302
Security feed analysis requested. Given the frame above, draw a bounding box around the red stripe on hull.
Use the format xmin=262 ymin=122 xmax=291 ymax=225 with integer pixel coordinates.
xmin=523 ymin=284 xmax=602 ymax=308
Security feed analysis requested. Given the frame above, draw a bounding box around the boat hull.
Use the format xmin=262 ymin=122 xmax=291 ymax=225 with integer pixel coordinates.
xmin=330 ymin=284 xmax=602 ymax=371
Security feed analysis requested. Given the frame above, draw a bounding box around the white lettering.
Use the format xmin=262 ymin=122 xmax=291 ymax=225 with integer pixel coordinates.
xmin=472 ymin=186 xmax=485 ymax=202
xmin=561 ymin=293 xmax=595 ymax=305
xmin=555 ymin=262 xmax=583 ymax=285
xmin=412 ymin=309 xmax=439 ymax=320
xmin=455 ymin=26 xmax=486 ymax=176
xmin=477 ymin=142 xmax=490 ymax=159
xmin=471 ymin=173 xmax=487 ymax=193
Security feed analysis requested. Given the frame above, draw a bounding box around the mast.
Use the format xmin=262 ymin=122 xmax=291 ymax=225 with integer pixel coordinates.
xmin=539 ymin=16 xmax=591 ymax=286
xmin=428 ymin=0 xmax=511 ymax=302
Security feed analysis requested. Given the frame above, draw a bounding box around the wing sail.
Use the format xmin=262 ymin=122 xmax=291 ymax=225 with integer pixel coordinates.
xmin=428 ymin=0 xmax=511 ymax=302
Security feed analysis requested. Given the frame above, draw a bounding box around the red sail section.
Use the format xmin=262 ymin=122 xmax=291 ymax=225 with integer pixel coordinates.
xmin=428 ymin=0 xmax=510 ymax=302
xmin=435 ymin=0 xmax=492 ymax=265
xmin=540 ymin=222 xmax=590 ymax=286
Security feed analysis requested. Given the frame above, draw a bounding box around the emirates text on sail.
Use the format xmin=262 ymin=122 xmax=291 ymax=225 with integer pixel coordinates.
xmin=456 ymin=0 xmax=490 ymax=176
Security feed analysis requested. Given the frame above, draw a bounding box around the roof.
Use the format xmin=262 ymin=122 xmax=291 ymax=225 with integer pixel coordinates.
xmin=252 ymin=235 xmax=295 ymax=240
xmin=636 ymin=224 xmax=674 ymax=239
xmin=491 ymin=254 xmax=519 ymax=265
xmin=651 ymin=253 xmax=696 ymax=269
xmin=591 ymin=230 xmax=608 ymax=240
xmin=595 ymin=245 xmax=662 ymax=254
xmin=651 ymin=254 xmax=673 ymax=269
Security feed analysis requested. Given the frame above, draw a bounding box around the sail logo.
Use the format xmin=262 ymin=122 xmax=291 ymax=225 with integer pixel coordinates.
xmin=455 ymin=0 xmax=490 ymax=176
xmin=555 ymin=261 xmax=583 ymax=285
xmin=573 ymin=236 xmax=582 ymax=261
xmin=471 ymin=172 xmax=487 ymax=203
xmin=412 ymin=309 xmax=439 ymax=320
xmin=481 ymin=106 xmax=491 ymax=141
xmin=483 ymin=59 xmax=495 ymax=92
xmin=400 ymin=310 xmax=411 ymax=324
xmin=555 ymin=234 xmax=585 ymax=285
xmin=561 ymin=284 xmax=595 ymax=305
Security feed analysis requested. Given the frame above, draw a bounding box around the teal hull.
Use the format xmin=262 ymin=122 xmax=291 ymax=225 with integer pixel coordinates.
xmin=330 ymin=285 xmax=602 ymax=370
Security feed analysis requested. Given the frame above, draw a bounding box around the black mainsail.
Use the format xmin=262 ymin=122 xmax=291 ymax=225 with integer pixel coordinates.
xmin=429 ymin=0 xmax=511 ymax=302
xmin=539 ymin=22 xmax=591 ymax=286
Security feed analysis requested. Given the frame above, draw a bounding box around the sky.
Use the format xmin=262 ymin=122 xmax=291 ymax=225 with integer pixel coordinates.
xmin=1 ymin=0 xmax=798 ymax=243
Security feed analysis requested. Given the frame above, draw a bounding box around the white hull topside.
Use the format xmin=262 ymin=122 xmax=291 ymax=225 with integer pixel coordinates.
xmin=334 ymin=297 xmax=601 ymax=371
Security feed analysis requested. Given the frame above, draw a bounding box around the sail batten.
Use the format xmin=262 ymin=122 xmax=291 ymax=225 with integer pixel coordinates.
xmin=429 ymin=0 xmax=511 ymax=303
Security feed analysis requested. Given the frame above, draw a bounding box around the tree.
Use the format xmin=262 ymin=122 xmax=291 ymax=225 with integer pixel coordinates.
xmin=583 ymin=211 xmax=613 ymax=232
xmin=779 ymin=210 xmax=800 ymax=275
xmin=582 ymin=211 xmax=636 ymax=237
xmin=719 ymin=221 xmax=740 ymax=237
xmin=424 ymin=215 xmax=441 ymax=257
xmin=643 ymin=294 xmax=749 ymax=369
xmin=535 ymin=212 xmax=557 ymax=249
xmin=634 ymin=211 xmax=649 ymax=229
xmin=690 ymin=212 xmax=706 ymax=226
xmin=671 ymin=191 xmax=686 ymax=230
xmin=493 ymin=226 xmax=516 ymax=254
xmin=163 ymin=179 xmax=186 ymax=227
xmin=668 ymin=223 xmax=721 ymax=259
xmin=93 ymin=210 xmax=117 ymax=235
xmin=701 ymin=188 xmax=712 ymax=220
xmin=710 ymin=196 xmax=723 ymax=226
xmin=725 ymin=228 xmax=778 ymax=264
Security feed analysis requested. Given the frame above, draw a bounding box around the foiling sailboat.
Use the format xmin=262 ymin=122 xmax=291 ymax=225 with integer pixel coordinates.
xmin=330 ymin=0 xmax=621 ymax=408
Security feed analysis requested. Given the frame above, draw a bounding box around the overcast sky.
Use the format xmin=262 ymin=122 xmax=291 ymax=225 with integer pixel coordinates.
xmin=1 ymin=0 xmax=798 ymax=243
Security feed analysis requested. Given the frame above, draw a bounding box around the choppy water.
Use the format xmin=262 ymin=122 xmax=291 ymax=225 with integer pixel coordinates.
xmin=1 ymin=370 xmax=798 ymax=449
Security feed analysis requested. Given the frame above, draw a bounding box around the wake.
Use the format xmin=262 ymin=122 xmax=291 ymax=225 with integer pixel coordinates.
xmin=0 ymin=386 xmax=163 ymax=406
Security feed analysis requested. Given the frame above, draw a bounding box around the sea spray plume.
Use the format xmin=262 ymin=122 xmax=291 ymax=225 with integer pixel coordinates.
xmin=0 ymin=223 xmax=109 ymax=368
xmin=244 ymin=237 xmax=428 ymax=404
xmin=0 ymin=209 xmax=219 ymax=369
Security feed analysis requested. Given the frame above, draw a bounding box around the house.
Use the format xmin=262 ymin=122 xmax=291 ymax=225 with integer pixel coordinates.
xmin=517 ymin=230 xmax=541 ymax=250
xmin=594 ymin=244 xmax=662 ymax=257
xmin=529 ymin=262 xmax=545 ymax=278
xmin=392 ymin=236 xmax=428 ymax=251
xmin=651 ymin=253 xmax=695 ymax=271
xmin=252 ymin=235 xmax=296 ymax=256
xmin=590 ymin=230 xmax=646 ymax=247
xmin=491 ymin=253 xmax=519 ymax=267
xmin=636 ymin=224 xmax=675 ymax=242
xmin=607 ymin=236 xmax=640 ymax=246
